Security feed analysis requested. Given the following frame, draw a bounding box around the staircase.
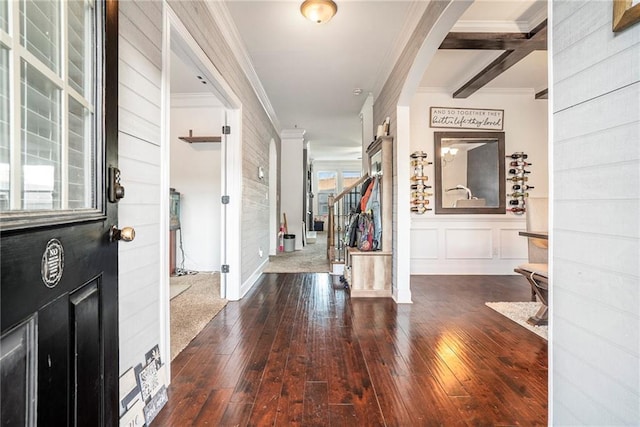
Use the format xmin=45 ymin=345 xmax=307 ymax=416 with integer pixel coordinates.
xmin=327 ymin=175 xmax=369 ymax=274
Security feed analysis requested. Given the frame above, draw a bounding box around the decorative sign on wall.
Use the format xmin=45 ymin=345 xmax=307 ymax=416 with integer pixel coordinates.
xmin=120 ymin=344 xmax=169 ymax=426
xmin=430 ymin=107 xmax=504 ymax=131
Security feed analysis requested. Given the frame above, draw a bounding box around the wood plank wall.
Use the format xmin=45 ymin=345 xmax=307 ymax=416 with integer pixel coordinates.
xmin=169 ymin=0 xmax=280 ymax=283
xmin=372 ymin=1 xmax=450 ymax=294
xmin=168 ymin=1 xmax=281 ymax=287
xmin=118 ymin=0 xmax=164 ymax=373
xmin=552 ymin=1 xmax=640 ymax=424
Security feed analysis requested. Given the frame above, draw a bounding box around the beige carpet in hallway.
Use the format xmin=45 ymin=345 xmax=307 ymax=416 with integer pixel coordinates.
xmin=170 ymin=272 xmax=227 ymax=360
xmin=263 ymin=231 xmax=330 ymax=273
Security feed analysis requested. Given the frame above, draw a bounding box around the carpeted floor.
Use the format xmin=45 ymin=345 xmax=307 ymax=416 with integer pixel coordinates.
xmin=263 ymin=231 xmax=330 ymax=273
xmin=485 ymin=301 xmax=548 ymax=340
xmin=170 ymin=272 xmax=227 ymax=360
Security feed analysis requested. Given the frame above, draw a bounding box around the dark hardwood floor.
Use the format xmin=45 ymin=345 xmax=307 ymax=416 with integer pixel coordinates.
xmin=153 ymin=274 xmax=548 ymax=426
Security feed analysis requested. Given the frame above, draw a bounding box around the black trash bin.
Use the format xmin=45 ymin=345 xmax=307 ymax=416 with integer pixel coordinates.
xmin=313 ymin=220 xmax=324 ymax=231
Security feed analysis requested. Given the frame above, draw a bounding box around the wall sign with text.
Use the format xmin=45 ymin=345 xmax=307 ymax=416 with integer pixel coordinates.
xmin=430 ymin=107 xmax=504 ymax=131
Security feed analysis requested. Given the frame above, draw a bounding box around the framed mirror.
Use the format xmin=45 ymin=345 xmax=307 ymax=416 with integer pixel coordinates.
xmin=434 ymin=131 xmax=506 ymax=214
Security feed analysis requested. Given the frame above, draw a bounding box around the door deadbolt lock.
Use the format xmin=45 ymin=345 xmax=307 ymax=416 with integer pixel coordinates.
xmin=110 ymin=226 xmax=136 ymax=242
xmin=108 ymin=166 xmax=125 ymax=203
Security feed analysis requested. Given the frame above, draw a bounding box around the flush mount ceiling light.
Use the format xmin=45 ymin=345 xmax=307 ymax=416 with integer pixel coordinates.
xmin=300 ymin=0 xmax=338 ymax=24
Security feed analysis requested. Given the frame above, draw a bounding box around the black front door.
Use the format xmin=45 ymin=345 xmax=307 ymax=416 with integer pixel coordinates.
xmin=0 ymin=1 xmax=119 ymax=424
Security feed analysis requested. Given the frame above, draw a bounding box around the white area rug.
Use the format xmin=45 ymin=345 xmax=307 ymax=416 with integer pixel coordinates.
xmin=485 ymin=301 xmax=548 ymax=340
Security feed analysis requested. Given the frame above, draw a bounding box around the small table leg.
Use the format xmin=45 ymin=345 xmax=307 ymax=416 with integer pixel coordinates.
xmin=528 ymin=277 xmax=548 ymax=326
xmin=527 ymin=304 xmax=548 ymax=326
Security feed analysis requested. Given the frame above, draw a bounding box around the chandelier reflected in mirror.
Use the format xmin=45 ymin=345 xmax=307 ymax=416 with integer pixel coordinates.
xmin=441 ymin=147 xmax=459 ymax=166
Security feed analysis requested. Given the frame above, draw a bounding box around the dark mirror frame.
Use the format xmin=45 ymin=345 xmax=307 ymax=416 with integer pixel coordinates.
xmin=434 ymin=131 xmax=506 ymax=214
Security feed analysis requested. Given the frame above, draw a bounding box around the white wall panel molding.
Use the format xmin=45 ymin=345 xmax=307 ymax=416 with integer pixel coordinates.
xmin=499 ymin=228 xmax=529 ymax=259
xmin=445 ymin=228 xmax=493 ymax=259
xmin=411 ymin=259 xmax=522 ymax=275
xmin=411 ymin=215 xmax=526 ymax=225
xmin=410 ymin=228 xmax=438 ymax=259
xmin=409 ymin=216 xmax=527 ymax=273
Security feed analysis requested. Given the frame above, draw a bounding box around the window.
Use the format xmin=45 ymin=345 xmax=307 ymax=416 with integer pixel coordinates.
xmin=0 ymin=0 xmax=98 ymax=215
xmin=315 ymin=169 xmax=362 ymax=216
xmin=316 ymin=171 xmax=337 ymax=215
xmin=342 ymin=171 xmax=360 ymax=188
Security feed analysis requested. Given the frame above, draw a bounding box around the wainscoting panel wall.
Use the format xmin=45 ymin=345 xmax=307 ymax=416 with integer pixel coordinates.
xmin=445 ymin=228 xmax=493 ymax=259
xmin=499 ymin=228 xmax=529 ymax=259
xmin=411 ymin=216 xmax=527 ymax=274
xmin=409 ymin=228 xmax=438 ymax=259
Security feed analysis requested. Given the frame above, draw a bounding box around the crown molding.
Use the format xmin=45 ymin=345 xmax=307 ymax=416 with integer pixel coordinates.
xmin=527 ymin=7 xmax=548 ymax=32
xmin=452 ymin=20 xmax=529 ymax=33
xmin=280 ymin=129 xmax=306 ymax=140
xmin=204 ymin=1 xmax=281 ymax=133
xmin=372 ymin=1 xmax=428 ymax=99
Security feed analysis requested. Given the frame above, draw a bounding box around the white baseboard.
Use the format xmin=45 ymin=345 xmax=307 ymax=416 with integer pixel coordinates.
xmin=239 ymin=257 xmax=269 ymax=299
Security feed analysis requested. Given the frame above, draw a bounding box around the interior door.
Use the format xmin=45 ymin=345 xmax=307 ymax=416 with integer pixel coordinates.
xmin=0 ymin=1 xmax=120 ymax=425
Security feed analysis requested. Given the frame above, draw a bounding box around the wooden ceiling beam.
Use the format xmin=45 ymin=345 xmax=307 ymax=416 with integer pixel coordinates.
xmin=451 ymin=20 xmax=547 ymax=99
xmin=535 ymin=88 xmax=548 ymax=99
xmin=440 ymin=32 xmax=546 ymax=50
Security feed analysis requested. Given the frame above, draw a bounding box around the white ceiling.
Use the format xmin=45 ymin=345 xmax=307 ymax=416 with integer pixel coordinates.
xmin=172 ymin=0 xmax=548 ymax=161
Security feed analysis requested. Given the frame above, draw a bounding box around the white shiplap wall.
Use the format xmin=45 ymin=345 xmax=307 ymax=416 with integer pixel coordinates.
xmin=373 ymin=0 xmax=451 ymax=300
xmin=553 ymin=1 xmax=640 ymax=424
xmin=118 ymin=0 xmax=282 ymax=373
xmin=118 ymin=0 xmax=164 ymax=373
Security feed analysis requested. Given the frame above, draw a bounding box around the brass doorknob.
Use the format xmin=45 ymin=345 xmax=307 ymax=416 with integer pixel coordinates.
xmin=110 ymin=226 xmax=136 ymax=242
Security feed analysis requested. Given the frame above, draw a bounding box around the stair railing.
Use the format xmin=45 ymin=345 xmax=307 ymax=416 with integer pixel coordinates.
xmin=327 ymin=175 xmax=369 ymax=267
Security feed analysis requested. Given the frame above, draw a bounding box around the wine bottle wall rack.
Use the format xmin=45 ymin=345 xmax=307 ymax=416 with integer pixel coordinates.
xmin=506 ymin=152 xmax=534 ymax=214
xmin=410 ymin=151 xmax=433 ymax=214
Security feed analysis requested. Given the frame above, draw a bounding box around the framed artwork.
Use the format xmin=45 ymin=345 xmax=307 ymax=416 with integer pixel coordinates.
xmin=613 ymin=0 xmax=640 ymax=32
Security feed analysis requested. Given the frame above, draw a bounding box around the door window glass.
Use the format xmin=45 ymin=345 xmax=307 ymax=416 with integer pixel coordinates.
xmin=1 ymin=0 xmax=98 ymax=216
xmin=21 ymin=60 xmax=61 ymax=210
xmin=20 ymin=0 xmax=60 ymax=74
xmin=0 ymin=0 xmax=7 ymax=32
xmin=0 ymin=47 xmax=9 ymax=210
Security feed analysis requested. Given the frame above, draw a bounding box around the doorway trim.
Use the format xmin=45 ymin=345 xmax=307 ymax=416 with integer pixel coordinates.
xmin=269 ymin=138 xmax=278 ymax=256
xmin=161 ymin=5 xmax=243 ymax=370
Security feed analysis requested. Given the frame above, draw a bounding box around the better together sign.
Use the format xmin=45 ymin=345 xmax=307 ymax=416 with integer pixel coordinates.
xmin=430 ymin=107 xmax=504 ymax=130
